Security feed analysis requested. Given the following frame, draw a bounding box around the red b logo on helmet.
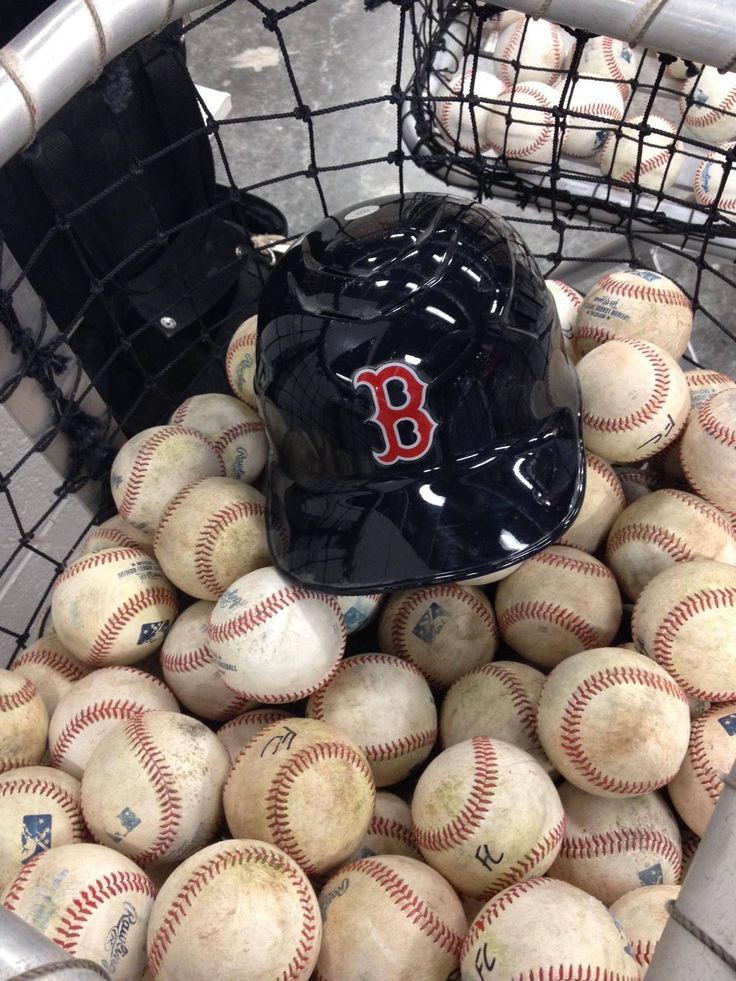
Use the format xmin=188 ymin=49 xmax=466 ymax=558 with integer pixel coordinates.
xmin=353 ymin=362 xmax=438 ymax=466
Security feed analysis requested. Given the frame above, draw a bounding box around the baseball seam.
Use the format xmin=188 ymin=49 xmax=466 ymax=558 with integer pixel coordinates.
xmin=51 ymin=697 xmax=155 ymax=768
xmin=54 ymin=547 xmax=146 ymax=585
xmin=154 ymin=480 xmax=205 ymax=543
xmin=582 ymin=340 xmax=671 ymax=434
xmin=530 ymin=551 xmax=614 ymax=579
xmin=194 ymin=500 xmax=266 ymax=598
xmin=595 ymin=274 xmax=690 ymax=309
xmin=0 ymin=777 xmax=86 ymax=840
xmin=586 ymin=454 xmax=628 ymax=507
xmin=477 ymin=815 xmax=566 ymax=899
xmin=618 ymin=147 xmax=677 ymax=188
xmin=697 ymin=397 xmax=736 ymax=448
xmin=499 ymin=601 xmax=601 ymax=650
xmin=549 ymin=281 xmax=582 ymax=307
xmin=160 ymin=645 xmax=212 ymax=674
xmin=688 ymin=713 xmax=723 ymax=802
xmin=559 ymin=827 xmax=681 ymax=877
xmin=682 ymin=84 xmax=736 ymax=130
xmin=481 ymin=663 xmax=542 ymax=746
xmin=0 ymin=678 xmax=38 ymax=712
xmin=606 ymin=523 xmax=695 ymax=563
xmin=367 ymin=815 xmax=419 ymax=855
xmin=87 ymin=587 xmax=176 ymax=666
xmin=209 ymin=586 xmax=343 ymax=645
xmin=85 ymin=527 xmax=146 ymax=551
xmin=54 ymin=871 xmax=155 ymax=953
xmin=212 ymin=420 xmax=265 ymax=457
xmin=225 ymin=331 xmax=257 ymax=383
xmin=13 ymin=649 xmax=86 ymax=683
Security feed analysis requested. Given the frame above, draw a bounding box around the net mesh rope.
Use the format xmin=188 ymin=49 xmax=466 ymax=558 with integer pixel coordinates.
xmin=2 ymin=0 xmax=736 ymax=662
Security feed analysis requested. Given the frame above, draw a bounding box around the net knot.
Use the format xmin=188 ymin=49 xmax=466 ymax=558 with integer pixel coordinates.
xmin=262 ymin=10 xmax=280 ymax=31
xmin=293 ymin=104 xmax=312 ymax=121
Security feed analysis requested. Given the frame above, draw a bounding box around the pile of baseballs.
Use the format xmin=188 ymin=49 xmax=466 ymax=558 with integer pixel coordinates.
xmin=2 ymin=285 xmax=735 ymax=981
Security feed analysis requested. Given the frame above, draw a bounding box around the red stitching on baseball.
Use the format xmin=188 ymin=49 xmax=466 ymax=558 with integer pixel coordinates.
xmin=697 ymin=396 xmax=736 ymax=448
xmin=478 ymin=815 xmax=566 ymax=898
xmin=218 ymin=709 xmax=290 ymax=737
xmin=264 ymin=741 xmax=374 ymax=876
xmin=13 ymin=648 xmax=86 ymax=684
xmin=308 ymin=653 xmax=426 ymax=721
xmin=558 ymin=665 xmax=688 ymax=795
xmin=606 ymin=523 xmax=694 ymax=564
xmin=499 ymin=601 xmax=601 ymax=650
xmin=367 ymin=815 xmax=420 ymax=856
xmin=586 ymin=454 xmax=627 ymax=508
xmin=595 ymin=274 xmax=690 ymax=310
xmin=85 ymin=526 xmax=147 ymax=551
xmin=0 ymin=776 xmax=86 ymax=840
xmin=0 ymin=758 xmax=37 ymax=773
xmin=682 ymin=83 xmax=736 ymax=130
xmin=54 ymin=870 xmax=155 ymax=953
xmin=54 ymin=547 xmax=146 ymax=586
xmin=225 ymin=331 xmax=257 ymax=383
xmin=362 ymin=729 xmax=437 ymax=764
xmin=2 ymin=852 xmax=44 ymax=909
xmin=194 ymin=500 xmax=266 ymax=597
xmin=559 ymin=826 xmax=681 ymax=879
xmin=212 ymin=420 xmax=265 ymax=457
xmin=601 ymin=36 xmax=634 ymax=100
xmin=462 ymin=877 xmax=547 ymax=949
xmin=51 ymin=697 xmax=157 ymax=768
xmin=488 ymin=85 xmax=555 ymax=159
xmin=413 ymin=736 xmax=497 ymax=852
xmin=148 ymin=843 xmax=317 ymax=977
xmin=548 ymin=280 xmax=582 ymax=307
xmin=531 ymin=550 xmax=614 ymax=579
xmin=582 ymin=339 xmax=671 ymax=434
xmin=686 ymin=371 xmax=735 ymax=390
xmin=479 ymin=663 xmax=541 ymax=746
xmin=618 ymin=148 xmax=677 ymax=187
xmin=664 ymin=488 xmax=733 ymax=535
xmin=688 ymin=712 xmax=724 ymax=803
xmin=154 ymin=480 xmax=204 ymax=543
xmin=0 ymin=678 xmax=38 ymax=712
xmin=87 ymin=587 xmax=176 ymax=666
xmin=160 ymin=645 xmax=211 ymax=674
xmin=209 ymin=587 xmax=343 ymax=645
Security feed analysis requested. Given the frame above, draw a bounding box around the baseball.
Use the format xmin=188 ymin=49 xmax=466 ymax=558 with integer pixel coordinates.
xmin=577 ymin=35 xmax=644 ymax=99
xmin=633 ymin=559 xmax=736 ymax=703
xmin=681 ymin=831 xmax=699 ymax=878
xmin=495 ymin=546 xmax=622 ymax=668
xmin=160 ymin=601 xmax=253 ymax=721
xmin=694 ymin=141 xmax=736 ymax=219
xmin=666 ymin=58 xmax=701 ymax=80
xmin=153 ymin=477 xmax=270 ymax=600
xmin=353 ymin=792 xmax=421 ymax=860
xmin=600 ymin=114 xmax=683 ymax=193
xmin=486 ymin=81 xmax=561 ymax=168
xmin=225 ymin=314 xmax=259 ymax=410
xmin=216 ymin=707 xmax=293 ymax=764
xmin=606 ymin=487 xmax=736 ymax=600
xmin=81 ymin=515 xmax=154 ymax=556
xmin=169 ymin=393 xmax=267 ymax=484
xmin=0 ymin=671 xmax=48 ymax=773
xmin=82 ymin=711 xmax=229 ymax=865
xmin=461 ymin=878 xmax=638 ymax=981
xmin=556 ymin=451 xmax=626 ymax=552
xmin=377 ymin=582 xmax=498 ymax=688
xmin=11 ymin=635 xmax=89 ymax=715
xmin=437 ymin=69 xmax=504 ymax=153
xmin=668 ymin=702 xmax=736 ymax=836
xmin=411 ymin=736 xmax=564 ymax=899
xmin=49 ymin=665 xmax=178 ymax=779
xmin=2 ymin=842 xmax=155 ymax=981
xmin=574 ymin=268 xmax=693 ymax=360
xmin=680 ymin=389 xmax=736 ymax=511
xmin=547 ymin=782 xmax=682 ymax=905
xmin=459 ymin=563 xmax=521 ymax=586
xmin=316 ymin=855 xmax=466 ymax=980
xmin=307 ymin=653 xmax=437 ymax=786
xmin=558 ymin=76 xmax=624 ymax=157
xmin=577 ymin=337 xmax=690 ymax=464
xmin=51 ymin=547 xmax=177 ymax=667
xmin=208 ymin=566 xmax=345 ymax=703
xmin=223 ymin=717 xmax=375 ymax=876
xmin=610 ymin=884 xmax=680 ymax=978
xmin=147 ymin=838 xmax=321 ymax=981
xmin=681 ymin=66 xmax=736 ymax=143
xmin=537 ymin=648 xmax=690 ymax=797
xmin=440 ymin=660 xmax=552 ymax=773
xmin=110 ymin=425 xmax=224 ymax=534
xmin=496 ymin=19 xmax=567 ymax=87
xmin=334 ymin=592 xmax=383 ymax=634
xmin=546 ymin=278 xmax=583 ymax=360
xmin=616 ymin=465 xmax=660 ymax=503
xmin=0 ymin=766 xmax=85 ymax=889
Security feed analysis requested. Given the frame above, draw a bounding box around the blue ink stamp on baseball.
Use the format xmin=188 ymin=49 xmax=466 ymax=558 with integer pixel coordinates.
xmin=718 ymin=712 xmax=736 ymax=736
xmin=21 ymin=814 xmax=52 ymax=862
xmin=137 ymin=620 xmax=170 ymax=645
xmin=111 ymin=807 xmax=141 ymax=843
xmin=412 ymin=602 xmax=449 ymax=644
xmin=638 ymin=863 xmax=663 ymax=886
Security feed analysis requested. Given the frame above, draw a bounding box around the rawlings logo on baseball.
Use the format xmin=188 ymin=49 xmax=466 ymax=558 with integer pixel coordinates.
xmin=101 ymin=901 xmax=139 ymax=976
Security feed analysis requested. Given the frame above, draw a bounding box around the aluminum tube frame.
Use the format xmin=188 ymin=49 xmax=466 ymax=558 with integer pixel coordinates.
xmin=0 ymin=907 xmax=109 ymax=980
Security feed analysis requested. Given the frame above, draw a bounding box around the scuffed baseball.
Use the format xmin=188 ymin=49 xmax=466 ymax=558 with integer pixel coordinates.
xmin=558 ymin=76 xmax=624 ymax=157
xmin=153 ymin=477 xmax=270 ymax=600
xmin=496 ymin=18 xmax=567 ymax=87
xmin=495 ymin=546 xmax=622 ymax=668
xmin=225 ymin=315 xmax=258 ymax=410
xmin=680 ymin=389 xmax=736 ymax=512
xmin=377 ymin=582 xmax=498 ymax=688
xmin=600 ymin=114 xmax=683 ymax=193
xmin=216 ymin=707 xmax=293 ymax=765
xmin=615 ymin=465 xmax=660 ymax=503
xmin=223 ymin=717 xmax=375 ymax=876
xmin=0 ymin=671 xmax=48 ymax=773
xmin=547 ymin=782 xmax=681 ymax=905
xmin=577 ymin=35 xmax=644 ymax=99
xmin=605 ymin=488 xmax=736 ymax=600
xmin=546 ymin=279 xmax=583 ymax=360
xmin=486 ymin=81 xmax=561 ymax=168
xmin=352 ymin=792 xmax=421 ymax=861
xmin=610 ymin=884 xmax=680 ymax=978
xmin=334 ymin=593 xmax=383 ymax=634
xmin=694 ymin=141 xmax=736 ymax=219
xmin=437 ymin=69 xmax=504 ymax=153
xmin=11 ymin=635 xmax=90 ymax=716
xmin=307 ymin=654 xmax=437 ymax=787
xmin=110 ymin=425 xmax=224 ymax=533
xmin=208 ymin=566 xmax=345 ymax=703
xmin=538 ymin=648 xmax=690 ymax=797
xmin=317 ymin=855 xmax=466 ymax=980
xmin=81 ymin=515 xmax=154 ymax=556
xmin=412 ymin=737 xmax=564 ymax=899
xmin=681 ymin=67 xmax=736 ymax=144
xmin=557 ymin=452 xmax=626 ymax=552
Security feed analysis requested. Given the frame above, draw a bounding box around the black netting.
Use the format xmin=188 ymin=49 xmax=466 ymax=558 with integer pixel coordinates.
xmin=2 ymin=0 xmax=736 ymax=661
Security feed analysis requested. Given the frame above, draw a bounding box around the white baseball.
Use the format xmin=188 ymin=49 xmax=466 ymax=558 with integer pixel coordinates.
xmin=147 ymin=838 xmax=321 ymax=981
xmin=459 ymin=563 xmax=521 ymax=586
xmin=577 ymin=337 xmax=690 ymax=464
xmin=557 ymin=451 xmax=626 ymax=552
xmin=694 ymin=141 xmax=736 ymax=218
xmin=496 ymin=19 xmax=567 ymax=87
xmin=600 ymin=114 xmax=683 ymax=193
xmin=666 ymin=58 xmax=702 ymax=80
xmin=377 ymin=582 xmax=498 ymax=688
xmin=558 ymin=76 xmax=624 ymax=156
xmin=547 ymin=782 xmax=681 ymax=905
xmin=615 ymin=465 xmax=660 ymax=503
xmin=577 ymin=35 xmax=645 ymax=99
xmin=153 ymin=477 xmax=270 ymax=600
xmin=11 ymin=635 xmax=89 ymax=716
xmin=574 ymin=268 xmax=693 ymax=359
xmin=225 ymin=314 xmax=259 ymax=410
xmin=169 ymin=393 xmax=267 ymax=484
xmin=681 ymin=66 xmax=736 ymax=143
xmin=216 ymin=707 xmax=293 ymax=764
xmin=537 ymin=648 xmax=690 ymax=797
xmin=412 ymin=737 xmax=564 ymax=899
xmin=353 ymin=791 xmax=420 ymax=861
xmin=546 ymin=279 xmax=583 ymax=359
xmin=82 ymin=711 xmax=229 ymax=865
xmin=49 ymin=666 xmax=178 ymax=779
xmin=2 ymin=843 xmax=155 ymax=981
xmin=668 ymin=702 xmax=736 ymax=837
xmin=110 ymin=425 xmax=224 ymax=533
xmin=486 ymin=81 xmax=561 ymax=168
xmin=437 ymin=69 xmax=504 ymax=152
xmin=461 ymin=878 xmax=640 ymax=981
xmin=334 ymin=592 xmax=383 ymax=634
xmin=681 ymin=389 xmax=736 ymax=511
xmin=440 ymin=660 xmax=551 ymax=773
xmin=208 ymin=566 xmax=345 ymax=703
xmin=495 ymin=546 xmax=622 ymax=668
xmin=223 ymin=717 xmax=375 ymax=876
xmin=81 ymin=515 xmax=154 ymax=556
xmin=316 ymin=855 xmax=466 ymax=981
xmin=611 ymin=884 xmax=680 ymax=978
xmin=0 ymin=766 xmax=85 ymax=889
xmin=51 ymin=546 xmax=177 ymax=667
xmin=606 ymin=487 xmax=736 ymax=600
xmin=160 ymin=601 xmax=253 ymax=721
xmin=0 ymin=671 xmax=48 ymax=773
xmin=307 ymin=654 xmax=437 ymax=786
